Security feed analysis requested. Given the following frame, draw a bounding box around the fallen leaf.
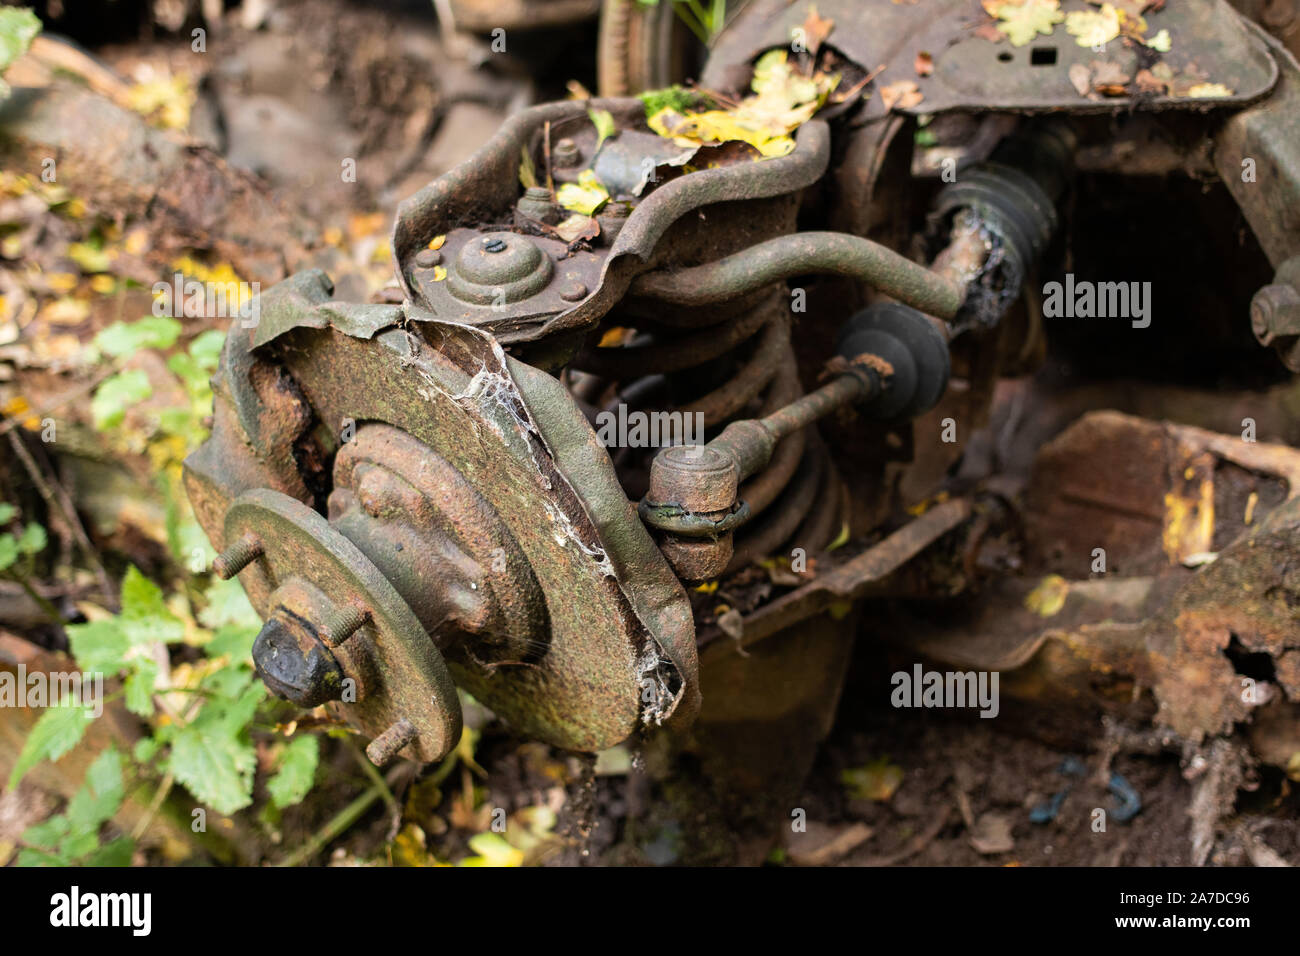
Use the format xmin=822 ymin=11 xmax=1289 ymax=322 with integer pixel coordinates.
xmin=974 ymin=22 xmax=1005 ymax=43
xmin=800 ymin=4 xmax=835 ymax=59
xmin=588 ymin=108 xmax=616 ymax=149
xmin=1134 ymin=68 xmax=1166 ymax=93
xmin=841 ymin=758 xmax=904 ymax=802
xmin=1091 ymin=59 xmax=1131 ymax=95
xmin=1069 ymin=62 xmax=1093 ymax=96
xmin=1065 ymin=4 xmax=1120 ymax=48
xmin=555 ymin=213 xmax=600 ymax=244
xmin=879 ymin=79 xmax=924 ymax=111
xmin=1025 ymin=574 xmax=1069 ymax=617
xmin=914 ymin=51 xmax=934 ymax=77
xmin=1146 ymin=28 xmax=1171 ymax=52
xmin=555 ymin=170 xmax=610 ymax=215
xmin=987 ymin=0 xmax=1065 ymax=48
xmin=1186 ymin=82 xmax=1234 ymax=98
xmin=969 ymin=813 xmax=1015 ymax=855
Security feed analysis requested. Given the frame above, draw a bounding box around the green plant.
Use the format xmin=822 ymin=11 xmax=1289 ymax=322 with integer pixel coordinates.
xmin=637 ymin=0 xmax=727 ymax=46
xmin=9 ymin=317 xmax=321 ymax=864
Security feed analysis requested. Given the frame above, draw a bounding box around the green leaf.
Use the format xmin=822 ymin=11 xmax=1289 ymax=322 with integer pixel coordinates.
xmin=0 ymin=502 xmax=16 ymax=523
xmin=0 ymin=8 xmax=41 ymax=74
xmin=16 ymin=847 xmax=68 ymax=866
xmin=589 ymin=108 xmax=617 ymax=149
xmin=267 ymin=735 xmax=319 ymax=808
xmin=167 ymin=724 xmax=257 ymax=816
xmin=199 ymin=576 xmax=260 ymax=631
xmin=133 ymin=736 xmax=160 ymax=764
xmin=0 ymin=533 xmax=17 ymax=571
xmin=64 ymin=745 xmax=125 ymax=835
xmin=17 ymin=522 xmax=46 ymax=555
xmin=189 ymin=329 xmax=226 ymax=370
xmin=91 ymin=369 xmax=152 ymax=430
xmin=206 ymin=625 xmax=257 ymax=663
xmin=123 ymin=657 xmax=157 ymax=717
xmin=94 ymin=316 xmax=182 ymax=358
xmin=8 ymin=702 xmax=95 ymax=789
xmin=84 ymin=836 xmax=133 ymax=866
xmin=120 ymin=565 xmax=185 ymax=645
xmin=66 ymin=618 xmax=131 ymax=674
xmin=20 ymin=814 xmax=69 ymax=851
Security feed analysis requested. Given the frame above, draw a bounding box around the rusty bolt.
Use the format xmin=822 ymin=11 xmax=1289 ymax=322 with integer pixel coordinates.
xmin=414 ymin=248 xmax=442 ymax=268
xmin=366 ymin=717 xmax=417 ymax=766
xmin=658 ymin=535 xmax=734 ymax=582
xmin=319 ymin=604 xmax=369 ymax=648
xmin=553 ymin=137 xmax=580 ymax=168
xmin=1251 ymin=283 xmax=1300 ymax=346
xmin=214 ymin=534 xmax=263 ymax=579
xmin=252 ymin=607 xmax=346 ymax=707
xmin=649 ymin=445 xmax=738 ymax=514
xmin=560 ymin=282 xmax=589 ymax=302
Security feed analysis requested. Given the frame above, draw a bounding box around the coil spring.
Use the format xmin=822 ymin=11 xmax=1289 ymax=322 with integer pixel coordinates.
xmin=565 ymin=284 xmax=848 ymax=575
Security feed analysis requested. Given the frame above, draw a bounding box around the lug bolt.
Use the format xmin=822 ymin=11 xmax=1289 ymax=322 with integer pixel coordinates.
xmin=319 ymin=604 xmax=369 ymax=647
xmin=414 ymin=248 xmax=442 ymax=268
xmin=213 ymin=534 xmax=263 ymax=579
xmin=366 ymin=717 xmax=417 ymax=766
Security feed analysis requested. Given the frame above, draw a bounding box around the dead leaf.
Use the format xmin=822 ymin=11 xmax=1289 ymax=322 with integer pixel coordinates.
xmin=1091 ymin=59 xmax=1131 ymax=96
xmin=555 ymin=214 xmax=600 ymax=244
xmin=879 ymin=79 xmax=924 ymax=111
xmin=1186 ymin=82 xmax=1234 ymax=98
xmin=1065 ymin=4 xmax=1121 ymax=48
xmin=800 ymin=4 xmax=835 ymax=59
xmin=969 ymin=813 xmax=1015 ymax=855
xmin=841 ymin=758 xmax=905 ymax=802
xmin=974 ymin=21 xmax=1005 ymax=43
xmin=914 ymin=51 xmax=934 ymax=77
xmin=1134 ymin=68 xmax=1166 ymax=93
xmin=1069 ymin=62 xmax=1092 ymax=96
xmin=987 ymin=0 xmax=1065 ymax=48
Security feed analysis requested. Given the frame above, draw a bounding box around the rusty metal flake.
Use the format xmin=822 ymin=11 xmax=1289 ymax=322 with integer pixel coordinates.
xmin=703 ymin=0 xmax=1277 ymax=116
xmin=392 ymin=96 xmax=830 ymax=345
xmin=249 ymin=269 xmax=404 ymax=350
xmin=224 ymin=488 xmax=462 ymax=763
xmin=269 ymin=318 xmax=694 ymax=750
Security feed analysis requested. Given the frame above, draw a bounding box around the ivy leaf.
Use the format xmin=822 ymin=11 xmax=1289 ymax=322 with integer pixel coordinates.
xmin=8 ymin=702 xmax=95 ymax=789
xmin=267 ymin=735 xmax=319 ymax=809
xmin=91 ymin=369 xmax=152 ymax=431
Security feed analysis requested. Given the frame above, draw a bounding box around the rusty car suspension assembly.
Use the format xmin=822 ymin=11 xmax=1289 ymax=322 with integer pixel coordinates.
xmin=184 ymin=0 xmax=1300 ymax=771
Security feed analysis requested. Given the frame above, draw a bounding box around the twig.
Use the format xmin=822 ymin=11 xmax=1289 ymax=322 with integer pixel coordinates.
xmin=274 ymin=781 xmax=387 ymax=867
xmin=131 ymin=771 xmax=176 ymax=840
xmin=7 ymin=431 xmax=116 ymax=609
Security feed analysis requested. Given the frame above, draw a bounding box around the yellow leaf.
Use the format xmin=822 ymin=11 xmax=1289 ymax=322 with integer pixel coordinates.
xmin=427 ymin=234 xmax=447 ymax=250
xmin=989 ymin=0 xmax=1065 ymax=47
xmin=1064 ymin=4 xmax=1120 ymax=48
xmin=555 ymin=170 xmax=609 ymax=216
xmin=1146 ymin=28 xmax=1171 ymax=52
xmin=841 ymin=758 xmax=904 ymax=802
xmin=1186 ymin=82 xmax=1234 ymax=98
xmin=1025 ymin=574 xmax=1070 ymax=617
